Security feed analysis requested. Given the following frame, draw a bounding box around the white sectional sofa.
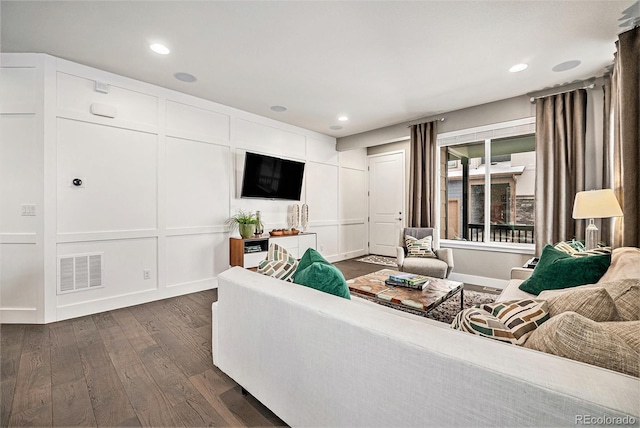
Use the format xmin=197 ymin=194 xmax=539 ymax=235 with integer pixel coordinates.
xmin=496 ymin=267 xmax=537 ymax=302
xmin=212 ymin=267 xmax=639 ymax=427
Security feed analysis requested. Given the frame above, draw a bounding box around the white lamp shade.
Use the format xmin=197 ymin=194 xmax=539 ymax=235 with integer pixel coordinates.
xmin=572 ymin=189 xmax=623 ymax=219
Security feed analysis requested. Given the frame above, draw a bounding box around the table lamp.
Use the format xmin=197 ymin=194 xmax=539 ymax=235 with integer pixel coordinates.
xmin=572 ymin=189 xmax=623 ymax=250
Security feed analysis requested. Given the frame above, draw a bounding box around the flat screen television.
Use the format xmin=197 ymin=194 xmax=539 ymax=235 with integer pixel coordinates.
xmin=240 ymin=152 xmax=305 ymax=201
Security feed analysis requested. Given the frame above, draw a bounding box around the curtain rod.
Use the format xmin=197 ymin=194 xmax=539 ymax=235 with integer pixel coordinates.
xmin=529 ymin=83 xmax=596 ymax=103
xmin=406 ymin=117 xmax=445 ymax=128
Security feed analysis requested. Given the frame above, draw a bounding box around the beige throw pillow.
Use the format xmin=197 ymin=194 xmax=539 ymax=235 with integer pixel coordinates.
xmin=601 ymin=321 xmax=640 ymax=354
xmin=524 ymin=312 xmax=639 ymax=377
xmin=598 ymin=247 xmax=640 ymax=283
xmin=597 ymin=278 xmax=639 ymax=321
xmin=538 ymin=287 xmax=620 ymax=322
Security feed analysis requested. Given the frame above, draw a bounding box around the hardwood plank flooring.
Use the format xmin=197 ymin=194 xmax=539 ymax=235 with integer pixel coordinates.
xmin=1 ymin=257 xmax=434 ymax=427
xmin=1 ymin=289 xmax=286 ymax=427
xmin=51 ymin=378 xmax=96 ymax=427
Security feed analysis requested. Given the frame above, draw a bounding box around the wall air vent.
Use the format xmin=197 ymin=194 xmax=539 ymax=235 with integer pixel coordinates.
xmin=57 ymin=253 xmax=104 ymax=294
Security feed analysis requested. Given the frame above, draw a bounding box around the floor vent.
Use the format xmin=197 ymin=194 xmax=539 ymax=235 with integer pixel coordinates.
xmin=58 ymin=253 xmax=104 ymax=294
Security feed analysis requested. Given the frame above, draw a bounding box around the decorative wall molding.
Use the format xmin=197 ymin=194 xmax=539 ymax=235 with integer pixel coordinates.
xmin=0 ymin=233 xmax=37 ymax=244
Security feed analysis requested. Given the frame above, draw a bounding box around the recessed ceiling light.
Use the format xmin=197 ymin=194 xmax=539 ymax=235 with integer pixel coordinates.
xmin=174 ymin=72 xmax=197 ymax=82
xmin=509 ymin=63 xmax=528 ymax=73
xmin=330 ymin=125 xmax=343 ymax=130
xmin=271 ymin=105 xmax=287 ymax=112
xmin=552 ymin=60 xmax=581 ymax=72
xmin=150 ymin=43 xmax=170 ymax=55
xmin=338 ymin=116 xmax=349 ymax=122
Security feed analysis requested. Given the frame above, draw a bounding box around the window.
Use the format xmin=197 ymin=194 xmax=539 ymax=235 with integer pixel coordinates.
xmin=440 ymin=134 xmax=535 ymax=245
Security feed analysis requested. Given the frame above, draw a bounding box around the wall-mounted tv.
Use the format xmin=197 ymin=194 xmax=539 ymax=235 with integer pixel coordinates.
xmin=240 ymin=152 xmax=305 ymax=201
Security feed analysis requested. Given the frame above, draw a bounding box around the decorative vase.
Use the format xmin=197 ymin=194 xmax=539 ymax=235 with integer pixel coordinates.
xmin=293 ymin=204 xmax=300 ymax=229
xmin=301 ymin=204 xmax=309 ymax=231
xmin=255 ymin=211 xmax=264 ymax=235
xmin=239 ymin=223 xmax=256 ymax=239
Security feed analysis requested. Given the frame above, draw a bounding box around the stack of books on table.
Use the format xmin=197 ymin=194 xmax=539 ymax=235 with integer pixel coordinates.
xmin=385 ymin=273 xmax=431 ymax=290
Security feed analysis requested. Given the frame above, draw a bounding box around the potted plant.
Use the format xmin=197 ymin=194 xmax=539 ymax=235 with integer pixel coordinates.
xmin=226 ymin=209 xmax=258 ymax=239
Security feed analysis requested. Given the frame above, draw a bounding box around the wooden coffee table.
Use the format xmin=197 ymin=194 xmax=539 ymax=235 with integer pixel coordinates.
xmin=347 ymin=269 xmax=464 ymax=316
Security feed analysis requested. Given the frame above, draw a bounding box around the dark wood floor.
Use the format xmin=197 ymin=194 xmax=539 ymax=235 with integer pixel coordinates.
xmin=1 ymin=258 xmax=499 ymax=428
xmin=1 ymin=290 xmax=286 ymax=427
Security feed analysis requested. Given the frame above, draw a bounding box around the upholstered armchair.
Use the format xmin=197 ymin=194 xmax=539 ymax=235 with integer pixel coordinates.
xmin=396 ymin=227 xmax=454 ymax=279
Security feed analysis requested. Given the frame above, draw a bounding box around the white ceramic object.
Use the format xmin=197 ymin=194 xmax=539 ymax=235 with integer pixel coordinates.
xmin=301 ymin=204 xmax=309 ymax=231
xmin=293 ymin=204 xmax=300 ymax=229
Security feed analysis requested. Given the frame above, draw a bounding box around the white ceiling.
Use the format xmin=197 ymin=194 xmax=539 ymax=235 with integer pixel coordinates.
xmin=1 ymin=1 xmax=636 ymax=138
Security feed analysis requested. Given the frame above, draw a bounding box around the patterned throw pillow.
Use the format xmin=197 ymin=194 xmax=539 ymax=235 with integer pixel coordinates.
xmin=554 ymin=240 xmax=611 ymax=257
xmin=451 ymin=299 xmax=550 ymax=345
xmin=405 ymin=235 xmax=436 ymax=258
xmin=257 ymin=243 xmax=298 ymax=282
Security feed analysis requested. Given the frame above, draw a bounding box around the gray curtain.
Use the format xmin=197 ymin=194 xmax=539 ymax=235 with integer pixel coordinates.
xmin=602 ymin=76 xmax=613 ymax=244
xmin=602 ymin=26 xmax=639 ymax=248
xmin=408 ymin=121 xmax=438 ymax=227
xmin=534 ymin=89 xmax=587 ymax=255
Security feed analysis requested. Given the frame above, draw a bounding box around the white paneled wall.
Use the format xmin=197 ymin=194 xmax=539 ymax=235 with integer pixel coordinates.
xmin=340 ymin=167 xmax=367 ymax=221
xmin=0 ymin=53 xmax=367 ymax=323
xmin=165 ymin=138 xmax=230 ymax=229
xmin=57 ymin=72 xmax=158 ymax=128
xmin=234 ymin=118 xmax=306 ymax=160
xmin=56 ymin=119 xmax=158 ymax=234
xmin=340 ymin=223 xmax=367 ymax=255
xmin=306 ymin=162 xmax=339 ymax=222
xmin=1 ymin=245 xmax=40 ymax=319
xmin=1 ymin=115 xmax=39 ymax=232
xmin=307 ymin=136 xmax=339 ymax=165
xmin=0 ymin=56 xmax=45 ymax=323
xmin=338 ymin=148 xmax=368 ymax=259
xmin=166 ymin=233 xmax=227 ymax=287
xmin=165 ymin=101 xmax=230 ymax=143
xmin=56 ymin=238 xmax=158 ymax=317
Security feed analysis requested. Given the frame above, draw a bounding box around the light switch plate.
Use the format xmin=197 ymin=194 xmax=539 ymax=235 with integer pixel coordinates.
xmin=21 ymin=204 xmax=36 ymax=216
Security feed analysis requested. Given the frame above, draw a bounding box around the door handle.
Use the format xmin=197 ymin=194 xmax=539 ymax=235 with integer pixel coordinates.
xmin=396 ymin=218 xmax=402 ymax=220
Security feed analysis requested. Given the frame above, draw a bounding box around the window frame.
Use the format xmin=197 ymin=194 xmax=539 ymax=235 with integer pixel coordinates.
xmin=435 ymin=117 xmax=536 ymax=255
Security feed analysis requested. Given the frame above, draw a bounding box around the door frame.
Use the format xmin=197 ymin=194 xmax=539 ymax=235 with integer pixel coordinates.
xmin=367 ymin=150 xmax=406 ymax=255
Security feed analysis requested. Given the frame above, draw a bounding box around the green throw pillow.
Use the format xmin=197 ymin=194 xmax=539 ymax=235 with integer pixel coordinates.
xmin=293 ymin=261 xmax=351 ymax=300
xmin=295 ymin=248 xmax=331 ymax=279
xmin=518 ymin=245 xmax=611 ymax=295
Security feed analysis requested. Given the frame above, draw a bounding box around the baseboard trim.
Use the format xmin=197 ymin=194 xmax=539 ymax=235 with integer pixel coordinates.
xmin=326 ymin=250 xmax=367 ymax=263
xmin=56 ymin=279 xmax=217 ymax=321
xmin=0 ymin=307 xmax=39 ymax=324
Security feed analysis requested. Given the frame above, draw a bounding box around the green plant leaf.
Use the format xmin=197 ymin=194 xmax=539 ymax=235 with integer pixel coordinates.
xmin=225 ymin=209 xmax=258 ymax=230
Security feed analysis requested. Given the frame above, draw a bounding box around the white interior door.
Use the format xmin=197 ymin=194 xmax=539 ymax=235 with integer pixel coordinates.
xmin=368 ymin=152 xmax=405 ymax=256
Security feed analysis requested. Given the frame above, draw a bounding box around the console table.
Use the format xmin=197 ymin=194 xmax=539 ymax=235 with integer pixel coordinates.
xmin=229 ymin=232 xmax=317 ymax=269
